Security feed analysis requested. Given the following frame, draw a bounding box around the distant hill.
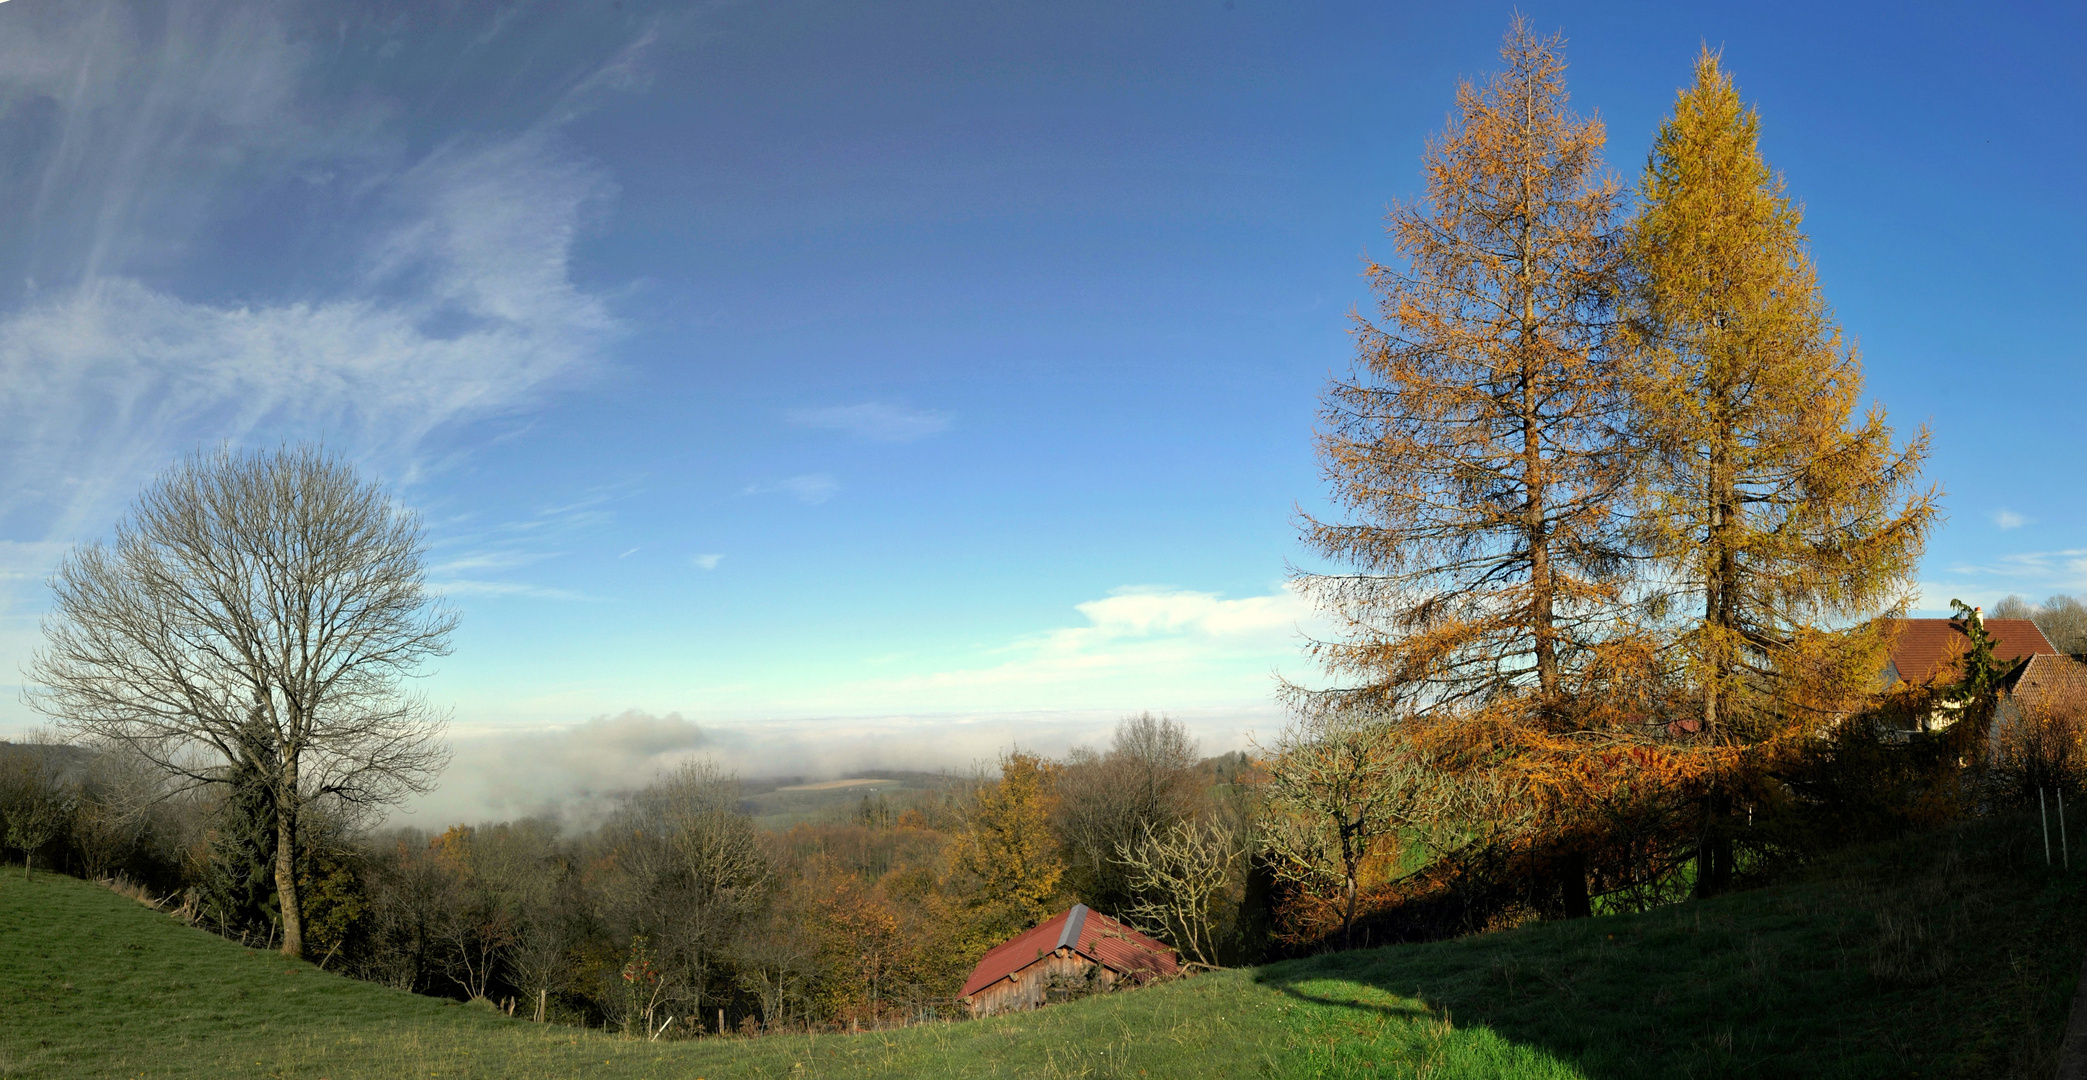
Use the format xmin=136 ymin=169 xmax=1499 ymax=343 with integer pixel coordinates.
xmin=0 ymin=739 xmax=97 ymax=780
xmin=1 ymin=813 xmax=2078 ymax=1078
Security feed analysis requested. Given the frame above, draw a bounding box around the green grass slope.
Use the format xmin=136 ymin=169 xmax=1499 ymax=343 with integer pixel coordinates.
xmin=2 ymin=815 xmax=2081 ymax=1079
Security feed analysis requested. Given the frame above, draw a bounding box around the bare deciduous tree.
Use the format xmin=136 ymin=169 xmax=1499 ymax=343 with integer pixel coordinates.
xmin=1988 ymin=595 xmax=2035 ymax=622
xmin=26 ymin=445 xmax=455 ymax=957
xmin=602 ymin=760 xmax=770 ymax=1027
xmin=71 ymin=745 xmax=167 ymax=881
xmin=1054 ymin=712 xmax=1200 ymax=913
xmin=2037 ymin=596 xmax=2087 ymax=656
xmin=1115 ymin=818 xmax=1238 ymax=968
xmin=1259 ymin=713 xmax=1470 ymax=949
xmin=1992 ymin=670 xmax=2087 ymax=802
xmin=1995 ymin=594 xmax=2087 ymax=657
xmin=0 ymin=733 xmax=76 ymax=879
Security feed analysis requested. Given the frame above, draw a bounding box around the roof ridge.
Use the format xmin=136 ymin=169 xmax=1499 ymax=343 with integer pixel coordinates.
xmin=1056 ymin=903 xmax=1088 ymax=951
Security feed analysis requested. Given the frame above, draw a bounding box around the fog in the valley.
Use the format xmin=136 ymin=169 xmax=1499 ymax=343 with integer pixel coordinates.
xmin=395 ymin=707 xmax=1266 ymax=829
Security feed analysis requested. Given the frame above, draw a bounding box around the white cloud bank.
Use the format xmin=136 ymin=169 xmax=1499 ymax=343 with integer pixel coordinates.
xmin=391 ymin=583 xmax=1313 ymax=824
xmin=887 ymin=586 xmax=1310 ymax=692
xmin=402 ymin=705 xmax=1263 ymax=829
xmin=716 ymin=585 xmax=1325 ymax=718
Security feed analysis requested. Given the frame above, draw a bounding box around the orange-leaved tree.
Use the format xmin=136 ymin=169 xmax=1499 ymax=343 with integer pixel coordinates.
xmin=1294 ymin=17 xmax=1646 ymax=918
xmin=941 ymin=751 xmax=1065 ymax=958
xmin=1299 ymin=17 xmax=1630 ymax=722
xmin=1624 ymin=51 xmax=1937 ymax=892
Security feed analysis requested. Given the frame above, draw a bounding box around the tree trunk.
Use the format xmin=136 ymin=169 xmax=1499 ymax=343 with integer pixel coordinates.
xmin=1560 ymin=850 xmax=1591 ymax=918
xmin=1527 ymin=406 xmax=1556 ymax=702
xmin=1693 ymin=788 xmax=1733 ymax=898
xmin=274 ymin=778 xmax=304 ymax=959
xmin=1704 ymin=411 xmax=1737 ymax=737
xmin=1519 ymin=184 xmax=1557 ymax=707
xmin=1342 ymin=871 xmax=1359 ymax=950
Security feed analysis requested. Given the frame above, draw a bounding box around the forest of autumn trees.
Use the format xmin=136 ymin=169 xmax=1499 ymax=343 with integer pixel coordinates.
xmin=0 ymin=16 xmax=2080 ymax=1045
xmin=0 ymin=714 xmax=1264 ymax=1034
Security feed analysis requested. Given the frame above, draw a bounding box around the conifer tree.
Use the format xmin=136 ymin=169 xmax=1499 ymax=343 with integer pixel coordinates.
xmin=200 ymin=740 xmax=282 ymax=937
xmin=1626 ymin=53 xmax=1937 ymax=892
xmin=1299 ymin=18 xmax=1629 ymax=722
xmin=1627 ymin=52 xmax=1937 ymax=743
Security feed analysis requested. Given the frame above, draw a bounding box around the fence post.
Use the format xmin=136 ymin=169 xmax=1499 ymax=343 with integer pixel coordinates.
xmin=2044 ymin=788 xmax=2055 ymax=867
xmin=2063 ymin=788 xmax=2072 ymax=871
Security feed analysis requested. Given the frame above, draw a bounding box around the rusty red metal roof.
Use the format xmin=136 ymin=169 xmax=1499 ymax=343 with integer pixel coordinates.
xmin=958 ymin=904 xmax=1179 ymax=1000
xmin=1885 ymin=617 xmax=2055 ymax=685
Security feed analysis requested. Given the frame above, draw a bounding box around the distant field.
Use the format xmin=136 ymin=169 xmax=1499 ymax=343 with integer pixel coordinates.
xmin=776 ymin=778 xmax=902 ymax=792
xmin=2 ymin=814 xmax=2081 ymax=1079
xmin=741 ymin=770 xmax=956 ymax=830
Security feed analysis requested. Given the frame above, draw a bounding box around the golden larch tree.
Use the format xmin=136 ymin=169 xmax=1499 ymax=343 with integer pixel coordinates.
xmin=1299 ymin=18 xmax=1629 ymax=724
xmin=1627 ymin=51 xmax=1937 ymax=742
xmin=1625 ymin=52 xmax=1938 ymax=891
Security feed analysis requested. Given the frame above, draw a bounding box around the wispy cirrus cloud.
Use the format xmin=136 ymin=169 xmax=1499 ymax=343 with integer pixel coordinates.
xmin=424 ymin=483 xmax=641 ymax=601
xmin=692 ymin=554 xmax=724 ymax=570
xmin=431 ymin=579 xmax=590 ymax=602
xmin=430 ymin=551 xmax=560 ymax=575
xmin=744 ymin=474 xmax=839 ymax=504
xmin=1994 ymin=509 xmax=2030 ymax=530
xmin=0 ymin=3 xmax=663 ymax=703
xmin=1917 ymin=547 xmax=2087 ymax=612
xmin=0 ymin=4 xmax=640 ymax=553
xmin=0 ymin=132 xmax=617 ymax=541
xmin=787 ymin=402 xmax=952 ymax=443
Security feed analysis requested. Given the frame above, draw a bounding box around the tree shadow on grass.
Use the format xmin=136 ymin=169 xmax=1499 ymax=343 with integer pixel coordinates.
xmin=1260 ymin=979 xmax=1436 ymax=1021
xmin=1249 ymin=946 xmax=1800 ymax=1080
xmin=1251 ymin=967 xmax=1605 ymax=1080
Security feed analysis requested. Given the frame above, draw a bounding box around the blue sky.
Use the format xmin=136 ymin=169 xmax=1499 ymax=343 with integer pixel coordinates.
xmin=0 ymin=1 xmax=2079 ymax=801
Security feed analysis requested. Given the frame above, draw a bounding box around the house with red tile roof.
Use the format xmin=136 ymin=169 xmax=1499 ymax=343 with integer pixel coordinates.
xmin=959 ymin=904 xmax=1178 ymax=1016
xmin=1881 ymin=613 xmax=2068 ymax=735
xmin=1881 ymin=615 xmax=2057 ymax=688
xmin=1993 ymin=651 xmax=2087 ymax=742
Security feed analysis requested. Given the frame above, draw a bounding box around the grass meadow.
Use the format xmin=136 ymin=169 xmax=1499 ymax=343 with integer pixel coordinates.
xmin=1 ymin=814 xmax=2080 ymax=1079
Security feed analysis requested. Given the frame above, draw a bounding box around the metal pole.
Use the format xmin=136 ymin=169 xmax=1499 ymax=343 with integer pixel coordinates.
xmin=2043 ymin=787 xmax=2054 ymax=866
xmin=2062 ymin=788 xmax=2071 ymax=871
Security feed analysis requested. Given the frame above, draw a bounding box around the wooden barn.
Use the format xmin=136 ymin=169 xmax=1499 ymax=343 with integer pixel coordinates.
xmin=958 ymin=904 xmax=1178 ymax=1016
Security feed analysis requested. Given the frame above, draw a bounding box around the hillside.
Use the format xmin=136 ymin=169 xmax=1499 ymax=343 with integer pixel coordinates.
xmin=1 ymin=814 xmax=2080 ymax=1079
